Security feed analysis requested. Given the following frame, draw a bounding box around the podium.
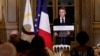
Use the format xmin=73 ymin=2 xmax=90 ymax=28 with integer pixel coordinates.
xmin=53 ymin=25 xmax=74 ymax=53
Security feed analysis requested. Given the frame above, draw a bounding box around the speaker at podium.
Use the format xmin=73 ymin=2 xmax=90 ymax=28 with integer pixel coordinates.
xmin=53 ymin=25 xmax=74 ymax=52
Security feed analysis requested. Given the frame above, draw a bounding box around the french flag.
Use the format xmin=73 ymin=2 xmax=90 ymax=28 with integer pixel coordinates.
xmin=38 ymin=0 xmax=52 ymax=48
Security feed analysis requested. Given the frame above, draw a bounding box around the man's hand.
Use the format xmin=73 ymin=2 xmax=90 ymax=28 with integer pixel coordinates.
xmin=54 ymin=32 xmax=58 ymax=37
xmin=67 ymin=31 xmax=70 ymax=36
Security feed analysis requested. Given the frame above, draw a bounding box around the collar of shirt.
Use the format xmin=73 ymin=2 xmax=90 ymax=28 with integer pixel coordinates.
xmin=60 ymin=17 xmax=65 ymax=23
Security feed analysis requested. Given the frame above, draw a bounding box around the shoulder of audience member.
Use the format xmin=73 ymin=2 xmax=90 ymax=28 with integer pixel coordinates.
xmin=28 ymin=48 xmax=49 ymax=56
xmin=17 ymin=39 xmax=31 ymax=52
xmin=45 ymin=47 xmax=54 ymax=56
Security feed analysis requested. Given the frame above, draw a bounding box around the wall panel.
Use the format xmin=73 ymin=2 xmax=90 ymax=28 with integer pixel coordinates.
xmin=93 ymin=28 xmax=100 ymax=46
xmin=95 ymin=0 xmax=100 ymax=22
xmin=7 ymin=0 xmax=17 ymax=23
xmin=93 ymin=0 xmax=100 ymax=46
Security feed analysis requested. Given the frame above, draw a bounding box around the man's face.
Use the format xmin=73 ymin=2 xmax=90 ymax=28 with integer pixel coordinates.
xmin=59 ymin=9 xmax=66 ymax=17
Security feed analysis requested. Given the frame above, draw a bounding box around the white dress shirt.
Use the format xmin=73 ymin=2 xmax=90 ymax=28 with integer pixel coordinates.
xmin=60 ymin=17 xmax=65 ymax=23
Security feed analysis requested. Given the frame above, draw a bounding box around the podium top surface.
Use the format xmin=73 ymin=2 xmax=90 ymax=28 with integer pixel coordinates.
xmin=53 ymin=25 xmax=74 ymax=31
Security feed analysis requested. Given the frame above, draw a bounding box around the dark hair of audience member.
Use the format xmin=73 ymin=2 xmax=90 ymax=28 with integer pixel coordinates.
xmin=31 ymin=35 xmax=45 ymax=49
xmin=28 ymin=35 xmax=49 ymax=56
xmin=9 ymin=34 xmax=19 ymax=45
xmin=76 ymin=31 xmax=89 ymax=45
xmin=17 ymin=40 xmax=31 ymax=52
xmin=0 ymin=40 xmax=3 ymax=44
xmin=27 ymin=49 xmax=49 ymax=56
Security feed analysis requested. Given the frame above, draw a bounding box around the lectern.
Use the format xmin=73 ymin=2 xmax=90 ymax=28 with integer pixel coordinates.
xmin=53 ymin=25 xmax=74 ymax=53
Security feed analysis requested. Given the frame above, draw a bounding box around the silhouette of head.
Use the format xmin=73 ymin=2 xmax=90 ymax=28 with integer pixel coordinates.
xmin=76 ymin=31 xmax=89 ymax=45
xmin=17 ymin=40 xmax=31 ymax=52
xmin=0 ymin=42 xmax=16 ymax=56
xmin=9 ymin=30 xmax=19 ymax=45
xmin=31 ymin=35 xmax=45 ymax=49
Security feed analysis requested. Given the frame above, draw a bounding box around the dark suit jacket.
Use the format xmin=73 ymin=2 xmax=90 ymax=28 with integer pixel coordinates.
xmin=53 ymin=17 xmax=73 ymax=45
xmin=54 ymin=17 xmax=73 ymax=25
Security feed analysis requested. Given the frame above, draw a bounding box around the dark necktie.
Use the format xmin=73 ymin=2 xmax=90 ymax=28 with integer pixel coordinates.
xmin=62 ymin=18 xmax=64 ymax=23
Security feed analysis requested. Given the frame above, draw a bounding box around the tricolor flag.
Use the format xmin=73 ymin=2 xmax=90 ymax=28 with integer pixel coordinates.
xmin=21 ymin=0 xmax=34 ymax=42
xmin=38 ymin=0 xmax=52 ymax=48
xmin=34 ymin=0 xmax=41 ymax=35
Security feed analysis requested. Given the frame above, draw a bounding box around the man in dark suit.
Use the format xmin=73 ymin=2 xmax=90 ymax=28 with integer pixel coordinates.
xmin=53 ymin=7 xmax=73 ymax=45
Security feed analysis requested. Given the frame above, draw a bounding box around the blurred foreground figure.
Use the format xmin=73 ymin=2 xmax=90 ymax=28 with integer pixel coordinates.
xmin=28 ymin=35 xmax=49 ymax=56
xmin=9 ymin=30 xmax=19 ymax=46
xmin=0 ymin=42 xmax=17 ymax=56
xmin=9 ymin=30 xmax=31 ymax=52
xmin=70 ymin=31 xmax=94 ymax=56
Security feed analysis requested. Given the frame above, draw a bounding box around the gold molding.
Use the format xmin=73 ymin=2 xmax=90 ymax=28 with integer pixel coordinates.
xmin=93 ymin=22 xmax=100 ymax=23
xmin=93 ymin=22 xmax=100 ymax=28
xmin=0 ymin=30 xmax=7 ymax=41
xmin=0 ymin=0 xmax=3 ymax=22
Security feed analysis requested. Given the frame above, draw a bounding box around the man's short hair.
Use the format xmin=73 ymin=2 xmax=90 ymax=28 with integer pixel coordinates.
xmin=59 ymin=7 xmax=66 ymax=11
xmin=0 ymin=42 xmax=16 ymax=56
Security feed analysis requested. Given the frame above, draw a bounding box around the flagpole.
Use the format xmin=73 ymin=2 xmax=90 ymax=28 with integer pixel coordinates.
xmin=18 ymin=0 xmax=21 ymax=41
xmin=18 ymin=0 xmax=27 ymax=40
xmin=19 ymin=0 xmax=26 ymax=40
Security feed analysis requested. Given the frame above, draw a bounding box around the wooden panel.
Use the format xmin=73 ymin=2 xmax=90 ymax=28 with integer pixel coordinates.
xmin=81 ymin=0 xmax=94 ymax=46
xmin=93 ymin=28 xmax=100 ymax=46
xmin=0 ymin=0 xmax=6 ymax=26
xmin=7 ymin=0 xmax=17 ymax=23
xmin=0 ymin=30 xmax=7 ymax=42
xmin=58 ymin=0 xmax=74 ymax=5
xmin=95 ymin=0 xmax=100 ymax=22
xmin=2 ymin=0 xmax=7 ymax=25
xmin=70 ymin=0 xmax=81 ymax=47
xmin=19 ymin=0 xmax=25 ymax=25
xmin=0 ymin=0 xmax=18 ymax=41
xmin=1 ymin=0 xmax=18 ymax=29
xmin=0 ymin=0 xmax=7 ymax=29
xmin=92 ymin=0 xmax=100 ymax=46
xmin=93 ymin=22 xmax=100 ymax=28
xmin=93 ymin=22 xmax=100 ymax=46
xmin=0 ymin=0 xmax=3 ymax=22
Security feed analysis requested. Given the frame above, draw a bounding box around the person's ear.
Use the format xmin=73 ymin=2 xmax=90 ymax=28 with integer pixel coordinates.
xmin=65 ymin=11 xmax=67 ymax=14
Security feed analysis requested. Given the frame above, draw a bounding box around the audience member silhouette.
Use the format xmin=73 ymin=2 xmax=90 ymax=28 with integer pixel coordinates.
xmin=31 ymin=35 xmax=45 ymax=49
xmin=9 ymin=30 xmax=31 ymax=56
xmin=28 ymin=35 xmax=49 ymax=56
xmin=70 ymin=31 xmax=94 ymax=56
xmin=27 ymin=49 xmax=49 ymax=56
xmin=0 ymin=42 xmax=16 ymax=56
xmin=16 ymin=40 xmax=31 ymax=56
